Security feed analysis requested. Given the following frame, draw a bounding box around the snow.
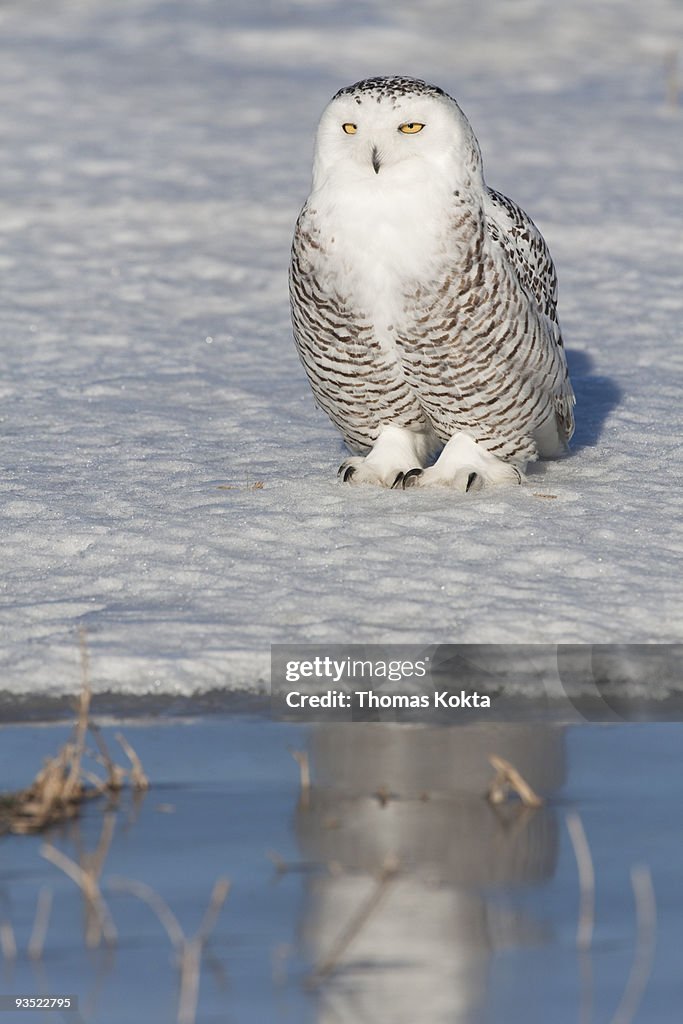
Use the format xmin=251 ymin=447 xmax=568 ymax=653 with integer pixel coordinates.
xmin=1 ymin=0 xmax=682 ymax=698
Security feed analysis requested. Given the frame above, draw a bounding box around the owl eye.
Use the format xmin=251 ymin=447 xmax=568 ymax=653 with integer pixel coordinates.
xmin=399 ymin=122 xmax=425 ymax=134
xmin=342 ymin=123 xmax=358 ymax=135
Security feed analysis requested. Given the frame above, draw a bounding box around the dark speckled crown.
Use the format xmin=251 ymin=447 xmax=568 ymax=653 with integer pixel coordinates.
xmin=332 ymin=75 xmax=449 ymax=105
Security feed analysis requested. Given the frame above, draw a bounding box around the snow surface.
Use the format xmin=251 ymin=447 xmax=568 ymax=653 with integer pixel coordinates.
xmin=1 ymin=0 xmax=682 ymax=697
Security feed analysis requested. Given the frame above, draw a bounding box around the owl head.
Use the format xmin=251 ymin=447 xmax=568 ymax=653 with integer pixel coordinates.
xmin=312 ymin=76 xmax=484 ymax=193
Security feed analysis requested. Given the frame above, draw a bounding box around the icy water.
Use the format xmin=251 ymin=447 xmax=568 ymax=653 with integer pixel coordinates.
xmin=1 ymin=715 xmax=681 ymax=1024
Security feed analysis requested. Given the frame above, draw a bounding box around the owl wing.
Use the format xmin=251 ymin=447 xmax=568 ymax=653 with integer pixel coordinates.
xmin=483 ymin=187 xmax=575 ymax=443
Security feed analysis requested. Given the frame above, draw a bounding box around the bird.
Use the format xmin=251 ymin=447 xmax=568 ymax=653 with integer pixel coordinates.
xmin=289 ymin=75 xmax=574 ymax=492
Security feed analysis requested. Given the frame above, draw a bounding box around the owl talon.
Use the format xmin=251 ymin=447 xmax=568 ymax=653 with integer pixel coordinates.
xmin=337 ymin=460 xmax=356 ymax=480
xmin=402 ymin=468 xmax=424 ymax=488
xmin=391 ymin=472 xmax=404 ymax=489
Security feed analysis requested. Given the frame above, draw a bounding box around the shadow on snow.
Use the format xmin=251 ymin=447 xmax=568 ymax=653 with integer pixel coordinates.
xmin=565 ymin=348 xmax=621 ymax=451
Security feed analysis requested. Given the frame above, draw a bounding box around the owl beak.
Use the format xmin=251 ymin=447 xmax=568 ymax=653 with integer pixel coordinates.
xmin=371 ymin=146 xmax=382 ymax=174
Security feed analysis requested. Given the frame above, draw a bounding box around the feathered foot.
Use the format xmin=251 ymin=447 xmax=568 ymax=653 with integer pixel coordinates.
xmin=338 ymin=424 xmax=437 ymax=487
xmin=402 ymin=432 xmax=523 ymax=492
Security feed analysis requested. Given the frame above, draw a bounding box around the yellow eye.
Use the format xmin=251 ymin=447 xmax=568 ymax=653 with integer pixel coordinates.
xmin=342 ymin=123 xmax=357 ymax=134
xmin=399 ymin=122 xmax=425 ymax=134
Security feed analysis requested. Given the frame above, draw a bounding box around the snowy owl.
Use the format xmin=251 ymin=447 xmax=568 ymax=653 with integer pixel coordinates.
xmin=289 ymin=76 xmax=574 ymax=491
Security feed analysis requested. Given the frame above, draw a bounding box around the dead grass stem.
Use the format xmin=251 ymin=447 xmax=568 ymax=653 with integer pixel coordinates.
xmin=487 ymin=755 xmax=544 ymax=807
xmin=0 ymin=893 xmax=17 ymax=962
xmin=290 ymin=749 xmax=311 ymax=810
xmin=108 ymin=875 xmax=231 ymax=1024
xmin=41 ymin=842 xmax=117 ymax=949
xmin=115 ymin=733 xmax=150 ymax=791
xmin=566 ymin=811 xmax=596 ymax=950
xmin=28 ymin=887 xmax=53 ymax=961
xmin=307 ymin=855 xmax=399 ymax=988
xmin=610 ymin=866 xmax=657 ymax=1024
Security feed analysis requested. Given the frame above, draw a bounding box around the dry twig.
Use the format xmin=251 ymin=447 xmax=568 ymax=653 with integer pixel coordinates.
xmin=610 ymin=866 xmax=657 ymax=1024
xmin=566 ymin=811 xmax=596 ymax=950
xmin=0 ymin=893 xmax=17 ymax=962
xmin=307 ymin=855 xmax=399 ymax=988
xmin=108 ymin=875 xmax=231 ymax=1024
xmin=487 ymin=755 xmax=544 ymax=807
xmin=28 ymin=887 xmax=53 ymax=961
xmin=108 ymin=877 xmax=185 ymax=952
xmin=41 ymin=842 xmax=117 ymax=949
xmin=116 ymin=733 xmax=150 ymax=791
xmin=89 ymin=723 xmax=126 ymax=791
xmin=290 ymin=749 xmax=311 ymax=810
xmin=62 ymin=628 xmax=93 ymax=803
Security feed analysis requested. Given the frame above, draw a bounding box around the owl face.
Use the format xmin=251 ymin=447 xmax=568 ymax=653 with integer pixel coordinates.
xmin=312 ymin=77 xmax=479 ymax=191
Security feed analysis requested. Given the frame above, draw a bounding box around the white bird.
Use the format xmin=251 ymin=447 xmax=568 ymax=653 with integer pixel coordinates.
xmin=289 ymin=76 xmax=574 ymax=491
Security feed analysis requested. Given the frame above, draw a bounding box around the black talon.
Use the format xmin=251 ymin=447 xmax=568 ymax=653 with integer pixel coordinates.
xmin=391 ymin=472 xmax=404 ymax=489
xmin=466 ymin=472 xmax=478 ymax=493
xmin=402 ymin=468 xmax=423 ymax=488
xmin=342 ymin=465 xmax=356 ymax=483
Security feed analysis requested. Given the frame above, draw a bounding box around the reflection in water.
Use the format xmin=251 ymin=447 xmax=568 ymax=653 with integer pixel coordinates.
xmin=296 ymin=723 xmax=565 ymax=1023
